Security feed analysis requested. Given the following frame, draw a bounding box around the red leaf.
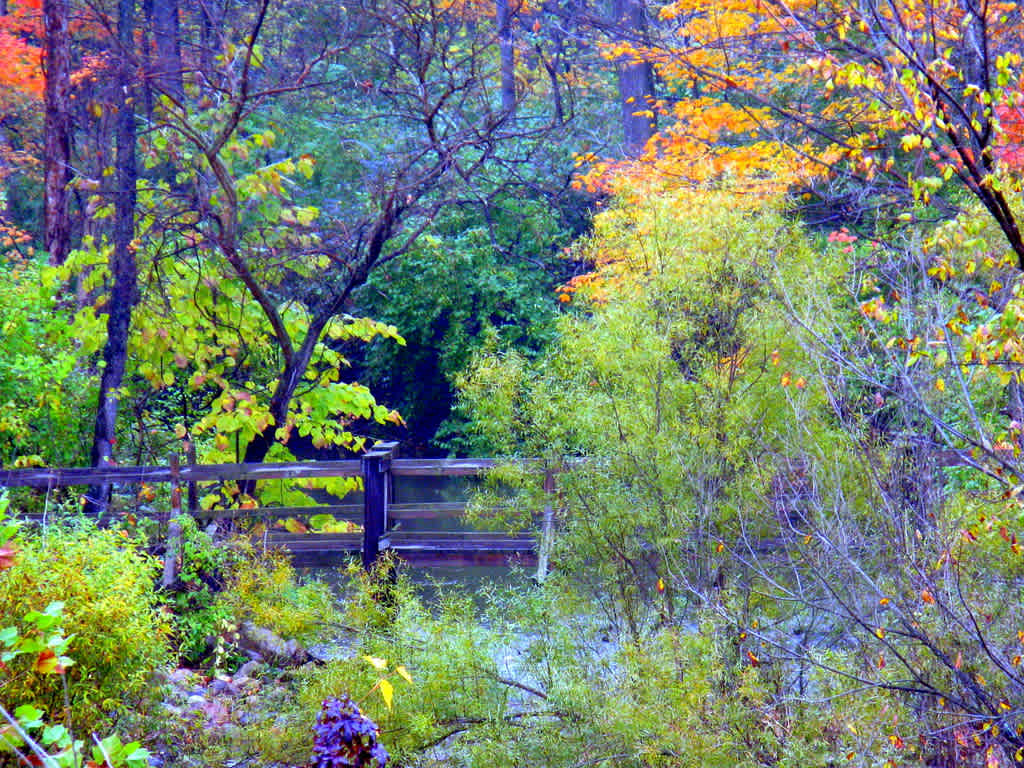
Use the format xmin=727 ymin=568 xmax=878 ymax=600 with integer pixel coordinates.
xmin=0 ymin=545 xmax=17 ymax=571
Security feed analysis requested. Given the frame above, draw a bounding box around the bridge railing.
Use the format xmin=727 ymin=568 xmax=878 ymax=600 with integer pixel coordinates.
xmin=0 ymin=446 xmax=557 ymax=575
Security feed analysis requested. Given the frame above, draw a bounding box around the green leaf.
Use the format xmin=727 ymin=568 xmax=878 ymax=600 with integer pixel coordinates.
xmin=123 ymin=743 xmax=151 ymax=768
xmin=14 ymin=704 xmax=45 ymax=729
xmin=40 ymin=724 xmax=69 ymax=747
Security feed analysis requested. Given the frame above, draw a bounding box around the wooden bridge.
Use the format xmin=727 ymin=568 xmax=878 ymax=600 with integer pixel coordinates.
xmin=0 ymin=443 xmax=557 ymax=572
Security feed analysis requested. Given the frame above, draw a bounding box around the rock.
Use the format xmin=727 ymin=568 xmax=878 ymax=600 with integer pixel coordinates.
xmin=237 ymin=621 xmax=313 ymax=667
xmin=186 ymin=694 xmax=207 ymax=709
xmin=235 ymin=660 xmax=263 ymax=679
xmin=307 ymin=643 xmax=346 ymax=663
xmin=208 ymin=677 xmax=240 ymax=697
xmin=166 ymin=668 xmax=197 ymax=686
xmin=199 ymin=698 xmax=231 ymax=725
xmin=233 ymin=675 xmax=260 ymax=695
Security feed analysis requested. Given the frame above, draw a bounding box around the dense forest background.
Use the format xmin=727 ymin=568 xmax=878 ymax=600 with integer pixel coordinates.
xmin=6 ymin=0 xmax=1024 ymax=766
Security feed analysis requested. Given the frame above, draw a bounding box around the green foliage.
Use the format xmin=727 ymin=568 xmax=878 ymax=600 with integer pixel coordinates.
xmin=458 ymin=189 xmax=856 ymax=633
xmin=0 ymin=601 xmax=152 ymax=768
xmin=0 ymin=254 xmax=93 ymax=468
xmin=165 ymin=521 xmax=341 ymax=668
xmin=0 ymin=514 xmax=169 ymax=735
xmin=217 ymin=540 xmax=340 ymax=646
xmin=353 ymin=188 xmax=573 ymax=453
xmin=165 ymin=515 xmax=234 ymax=666
xmin=246 ymin=561 xmax=918 ymax=768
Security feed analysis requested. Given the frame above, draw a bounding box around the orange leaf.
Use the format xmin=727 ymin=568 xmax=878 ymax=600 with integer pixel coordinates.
xmin=34 ymin=649 xmax=59 ymax=674
xmin=746 ymin=650 xmax=760 ymax=667
xmin=921 ymin=589 xmax=935 ymax=604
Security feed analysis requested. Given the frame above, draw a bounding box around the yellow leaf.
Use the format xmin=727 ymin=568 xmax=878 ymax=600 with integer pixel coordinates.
xmin=284 ymin=518 xmax=308 ymax=534
xmin=935 ymin=378 xmax=946 ymax=392
xmin=379 ymin=678 xmax=394 ymax=710
xmin=395 ymin=665 xmax=413 ymax=684
xmin=875 ymin=627 xmax=886 ymax=639
xmin=363 ymin=655 xmax=388 ymax=671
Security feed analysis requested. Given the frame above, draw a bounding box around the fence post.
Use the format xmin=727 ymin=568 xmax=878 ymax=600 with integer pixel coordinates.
xmin=162 ymin=454 xmax=183 ymax=589
xmin=534 ymin=466 xmax=557 ymax=584
xmin=362 ymin=442 xmax=398 ymax=570
xmin=185 ymin=439 xmax=198 ymax=514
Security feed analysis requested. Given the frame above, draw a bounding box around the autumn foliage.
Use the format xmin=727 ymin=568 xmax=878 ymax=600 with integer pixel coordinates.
xmin=0 ymin=0 xmax=43 ymax=100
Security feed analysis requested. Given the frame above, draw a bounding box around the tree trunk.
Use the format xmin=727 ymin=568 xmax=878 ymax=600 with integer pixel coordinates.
xmin=42 ymin=0 xmax=72 ymax=265
xmin=153 ymin=0 xmax=183 ymax=99
xmin=612 ymin=0 xmax=655 ymax=157
xmin=87 ymin=0 xmax=138 ymax=518
xmin=496 ymin=0 xmax=516 ymax=114
xmin=197 ymin=0 xmax=225 ymax=88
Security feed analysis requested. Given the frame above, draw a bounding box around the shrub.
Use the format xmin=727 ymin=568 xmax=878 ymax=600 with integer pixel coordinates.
xmin=311 ymin=696 xmax=388 ymax=768
xmin=218 ymin=540 xmax=339 ymax=646
xmin=163 ymin=514 xmax=234 ymax=666
xmin=0 ymin=517 xmax=170 ymax=734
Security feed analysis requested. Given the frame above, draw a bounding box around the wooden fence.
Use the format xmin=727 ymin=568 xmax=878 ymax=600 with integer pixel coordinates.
xmin=0 ymin=444 xmax=556 ymax=573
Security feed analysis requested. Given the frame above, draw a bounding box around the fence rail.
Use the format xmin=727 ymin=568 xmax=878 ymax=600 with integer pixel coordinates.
xmin=0 ymin=446 xmax=556 ymax=573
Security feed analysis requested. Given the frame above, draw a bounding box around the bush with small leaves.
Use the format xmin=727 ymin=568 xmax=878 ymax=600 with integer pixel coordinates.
xmin=0 ymin=514 xmax=169 ymax=735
